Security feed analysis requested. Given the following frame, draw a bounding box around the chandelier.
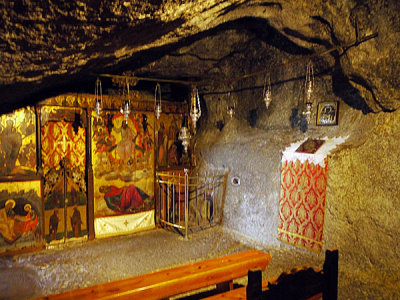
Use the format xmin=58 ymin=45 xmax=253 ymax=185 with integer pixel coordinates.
xmin=190 ymin=87 xmax=201 ymax=130
xmin=94 ymin=77 xmax=102 ymax=118
xmin=120 ymin=82 xmax=131 ymax=124
xmin=179 ymin=118 xmax=191 ymax=153
xmin=154 ymin=83 xmax=162 ymax=120
xmin=263 ymin=74 xmax=272 ymax=109
xmin=302 ymin=61 xmax=314 ymax=125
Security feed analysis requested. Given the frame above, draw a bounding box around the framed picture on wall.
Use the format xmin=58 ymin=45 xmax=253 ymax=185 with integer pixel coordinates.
xmin=316 ymin=101 xmax=339 ymax=126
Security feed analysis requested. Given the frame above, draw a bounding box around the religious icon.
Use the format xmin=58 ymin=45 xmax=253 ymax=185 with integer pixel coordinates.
xmin=0 ymin=180 xmax=43 ymax=251
xmin=295 ymin=138 xmax=325 ymax=154
xmin=0 ymin=107 xmax=36 ymax=177
xmin=41 ymin=109 xmax=87 ymax=243
xmin=316 ymin=101 xmax=339 ymax=126
xmin=92 ymin=111 xmax=154 ymax=181
xmin=92 ymin=111 xmax=155 ymax=219
xmin=156 ymin=114 xmax=185 ymax=168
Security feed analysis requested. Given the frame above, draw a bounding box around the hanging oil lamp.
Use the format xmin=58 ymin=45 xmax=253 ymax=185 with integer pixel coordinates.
xmin=226 ymin=92 xmax=235 ymax=118
xmin=120 ymin=82 xmax=131 ymax=124
xmin=154 ymin=83 xmax=162 ymax=120
xmin=227 ymin=105 xmax=235 ymax=118
xmin=179 ymin=117 xmax=191 ymax=153
xmin=94 ymin=77 xmax=102 ymax=118
xmin=190 ymin=87 xmax=201 ymax=130
xmin=263 ymin=74 xmax=272 ymax=109
xmin=302 ymin=61 xmax=314 ymax=125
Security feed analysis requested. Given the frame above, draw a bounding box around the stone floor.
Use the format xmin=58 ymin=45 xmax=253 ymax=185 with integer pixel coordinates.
xmin=0 ymin=227 xmax=398 ymax=299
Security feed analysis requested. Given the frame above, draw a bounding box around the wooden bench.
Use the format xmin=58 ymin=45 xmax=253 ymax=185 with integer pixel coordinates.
xmin=203 ymin=249 xmax=338 ymax=300
xmin=36 ymin=249 xmax=271 ymax=300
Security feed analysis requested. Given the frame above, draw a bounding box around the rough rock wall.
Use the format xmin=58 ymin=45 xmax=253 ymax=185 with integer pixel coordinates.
xmin=194 ymin=48 xmax=400 ymax=296
xmin=324 ymin=110 xmax=400 ymax=297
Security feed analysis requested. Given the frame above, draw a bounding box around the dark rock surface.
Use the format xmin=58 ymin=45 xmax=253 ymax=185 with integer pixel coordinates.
xmin=0 ymin=0 xmax=399 ymax=113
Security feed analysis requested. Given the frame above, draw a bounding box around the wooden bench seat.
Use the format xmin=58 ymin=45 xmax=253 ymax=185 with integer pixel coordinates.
xmin=203 ymin=249 xmax=338 ymax=300
xmin=36 ymin=249 xmax=271 ymax=300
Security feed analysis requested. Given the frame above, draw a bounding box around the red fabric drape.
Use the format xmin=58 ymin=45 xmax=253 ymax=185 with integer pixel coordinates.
xmin=278 ymin=158 xmax=328 ymax=252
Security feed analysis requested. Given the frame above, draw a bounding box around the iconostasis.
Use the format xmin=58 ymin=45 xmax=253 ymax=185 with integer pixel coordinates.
xmin=0 ymin=93 xmax=189 ymax=253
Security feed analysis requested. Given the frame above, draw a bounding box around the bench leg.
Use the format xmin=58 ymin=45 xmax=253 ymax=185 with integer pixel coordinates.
xmin=246 ymin=269 xmax=262 ymax=300
xmin=323 ymin=249 xmax=338 ymax=300
xmin=216 ymin=280 xmax=233 ymax=293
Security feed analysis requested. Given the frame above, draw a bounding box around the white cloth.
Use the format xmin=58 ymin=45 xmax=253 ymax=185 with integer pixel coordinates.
xmin=95 ymin=210 xmax=155 ymax=238
xmin=282 ymin=136 xmax=348 ymax=167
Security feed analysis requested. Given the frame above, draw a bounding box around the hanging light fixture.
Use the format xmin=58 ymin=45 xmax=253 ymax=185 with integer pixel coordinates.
xmin=94 ymin=77 xmax=102 ymax=118
xmin=226 ymin=92 xmax=235 ymax=118
xmin=179 ymin=117 xmax=191 ymax=153
xmin=302 ymin=61 xmax=314 ymax=125
xmin=190 ymin=86 xmax=201 ymax=130
xmin=263 ymin=73 xmax=272 ymax=109
xmin=120 ymin=81 xmax=131 ymax=124
xmin=154 ymin=83 xmax=162 ymax=120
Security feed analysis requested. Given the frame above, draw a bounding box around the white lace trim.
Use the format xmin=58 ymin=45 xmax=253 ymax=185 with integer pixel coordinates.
xmin=282 ymin=136 xmax=348 ymax=167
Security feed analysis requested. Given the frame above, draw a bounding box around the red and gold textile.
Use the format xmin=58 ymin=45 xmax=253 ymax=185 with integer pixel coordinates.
xmin=41 ymin=120 xmax=86 ymax=172
xmin=278 ymin=158 xmax=328 ymax=252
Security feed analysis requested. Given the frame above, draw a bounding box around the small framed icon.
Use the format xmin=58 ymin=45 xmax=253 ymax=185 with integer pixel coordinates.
xmin=316 ymin=101 xmax=339 ymax=126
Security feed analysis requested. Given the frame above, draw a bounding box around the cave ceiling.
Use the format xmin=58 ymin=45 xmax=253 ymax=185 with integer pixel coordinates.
xmin=0 ymin=0 xmax=399 ymax=115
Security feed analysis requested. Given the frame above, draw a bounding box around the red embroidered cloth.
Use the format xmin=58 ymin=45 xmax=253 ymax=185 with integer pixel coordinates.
xmin=278 ymin=158 xmax=328 ymax=252
xmin=41 ymin=120 xmax=86 ymax=172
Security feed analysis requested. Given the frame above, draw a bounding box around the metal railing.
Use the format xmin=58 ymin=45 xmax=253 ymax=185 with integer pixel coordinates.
xmin=156 ymin=169 xmax=228 ymax=239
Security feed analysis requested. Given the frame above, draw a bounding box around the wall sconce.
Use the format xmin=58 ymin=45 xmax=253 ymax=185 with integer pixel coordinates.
xmin=120 ymin=82 xmax=131 ymax=124
xmin=179 ymin=117 xmax=191 ymax=153
xmin=263 ymin=74 xmax=272 ymax=109
xmin=302 ymin=61 xmax=314 ymax=125
xmin=154 ymin=83 xmax=162 ymax=120
xmin=94 ymin=77 xmax=102 ymax=118
xmin=190 ymin=87 xmax=201 ymax=130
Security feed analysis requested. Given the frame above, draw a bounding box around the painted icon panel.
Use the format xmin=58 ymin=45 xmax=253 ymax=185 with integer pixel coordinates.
xmin=0 ymin=107 xmax=36 ymax=177
xmin=156 ymin=114 xmax=190 ymax=169
xmin=41 ymin=108 xmax=87 ymax=243
xmin=92 ymin=111 xmax=155 ymax=218
xmin=0 ymin=180 xmax=43 ymax=252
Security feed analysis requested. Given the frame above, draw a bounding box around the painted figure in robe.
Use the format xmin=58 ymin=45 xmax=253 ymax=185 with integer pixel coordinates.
xmin=49 ymin=209 xmax=59 ymax=241
xmin=0 ymin=199 xmax=39 ymax=243
xmin=0 ymin=120 xmax=22 ymax=174
xmin=71 ymin=205 xmax=82 ymax=237
xmin=22 ymin=204 xmax=38 ymax=235
xmin=99 ymin=185 xmax=149 ymax=213
xmin=114 ymin=121 xmax=138 ymax=170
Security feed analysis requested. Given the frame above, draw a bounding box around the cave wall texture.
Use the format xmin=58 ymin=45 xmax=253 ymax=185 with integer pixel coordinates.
xmin=196 ymin=90 xmax=400 ymax=298
xmin=188 ymin=34 xmax=400 ymax=299
xmin=169 ymin=4 xmax=400 ymax=295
